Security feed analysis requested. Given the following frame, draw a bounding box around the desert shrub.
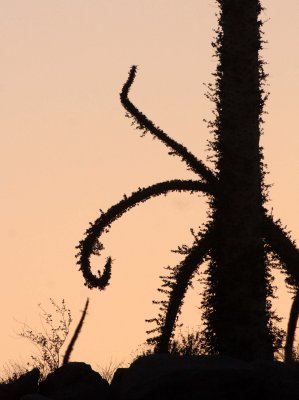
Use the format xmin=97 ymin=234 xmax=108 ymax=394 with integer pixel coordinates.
xmin=17 ymin=298 xmax=72 ymax=379
xmin=0 ymin=361 xmax=29 ymax=383
xmin=131 ymin=326 xmax=205 ymax=363
xmin=169 ymin=327 xmax=204 ymax=356
xmin=1 ymin=298 xmax=89 ymax=383
xmin=96 ymin=358 xmax=125 ymax=383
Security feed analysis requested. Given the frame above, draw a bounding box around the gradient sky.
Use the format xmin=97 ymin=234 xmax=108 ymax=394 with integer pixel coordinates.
xmin=1 ymin=1 xmax=298 ymax=372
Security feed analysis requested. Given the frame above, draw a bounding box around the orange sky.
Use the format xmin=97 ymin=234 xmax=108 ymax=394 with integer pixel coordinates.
xmin=0 ymin=1 xmax=298 ymax=373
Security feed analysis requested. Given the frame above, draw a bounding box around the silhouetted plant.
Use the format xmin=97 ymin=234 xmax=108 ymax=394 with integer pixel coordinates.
xmin=285 ymin=290 xmax=299 ymax=362
xmin=0 ymin=361 xmax=29 ymax=384
xmin=76 ymin=0 xmax=298 ymax=361
xmin=96 ymin=358 xmax=125 ymax=383
xmin=130 ymin=327 xmax=204 ymax=362
xmin=169 ymin=327 xmax=204 ymax=356
xmin=63 ymin=298 xmax=89 ymax=365
xmin=18 ymin=298 xmax=89 ymax=379
xmin=18 ymin=299 xmax=72 ymax=378
xmin=200 ymin=0 xmax=278 ymax=360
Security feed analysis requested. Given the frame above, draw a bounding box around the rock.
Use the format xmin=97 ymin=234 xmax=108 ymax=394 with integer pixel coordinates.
xmin=39 ymin=362 xmax=109 ymax=400
xmin=20 ymin=395 xmax=51 ymax=400
xmin=0 ymin=368 xmax=40 ymax=400
xmin=0 ymin=384 xmax=11 ymax=400
xmin=111 ymin=354 xmax=299 ymax=400
xmin=251 ymin=360 xmax=299 ymax=399
xmin=5 ymin=355 xmax=299 ymax=400
xmin=110 ymin=368 xmax=129 ymax=399
xmin=111 ymin=354 xmax=260 ymax=400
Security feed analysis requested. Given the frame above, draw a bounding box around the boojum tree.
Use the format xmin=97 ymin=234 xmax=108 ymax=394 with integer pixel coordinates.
xmin=76 ymin=0 xmax=299 ymax=361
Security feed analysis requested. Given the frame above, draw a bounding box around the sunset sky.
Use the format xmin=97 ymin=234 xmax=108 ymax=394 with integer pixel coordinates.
xmin=1 ymin=1 xmax=298 ymax=372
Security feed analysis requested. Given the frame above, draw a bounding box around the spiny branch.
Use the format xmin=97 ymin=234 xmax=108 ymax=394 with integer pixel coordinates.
xmin=262 ymin=214 xmax=299 ymax=361
xmin=262 ymin=214 xmax=299 ymax=286
xmin=147 ymin=227 xmax=212 ymax=353
xmin=120 ymin=66 xmax=217 ymax=185
xmin=77 ymin=179 xmax=212 ymax=290
xmin=285 ymin=290 xmax=299 ymax=363
xmin=63 ymin=298 xmax=89 ymax=365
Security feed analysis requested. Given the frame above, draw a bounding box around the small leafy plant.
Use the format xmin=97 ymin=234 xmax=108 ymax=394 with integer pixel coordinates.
xmin=18 ymin=298 xmax=72 ymax=378
xmin=1 ymin=298 xmax=89 ymax=383
xmin=169 ymin=327 xmax=204 ymax=356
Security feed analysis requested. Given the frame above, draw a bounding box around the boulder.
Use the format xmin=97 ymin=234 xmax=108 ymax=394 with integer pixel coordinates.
xmin=110 ymin=367 xmax=129 ymax=399
xmin=20 ymin=395 xmax=51 ymax=400
xmin=110 ymin=354 xmax=299 ymax=400
xmin=0 ymin=368 xmax=40 ymax=400
xmin=111 ymin=354 xmax=261 ymax=400
xmin=39 ymin=362 xmax=109 ymax=400
xmin=251 ymin=360 xmax=299 ymax=399
xmin=0 ymin=384 xmax=12 ymax=400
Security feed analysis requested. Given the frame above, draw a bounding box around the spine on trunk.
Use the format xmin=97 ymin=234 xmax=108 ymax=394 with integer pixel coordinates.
xmin=201 ymin=0 xmax=276 ymax=360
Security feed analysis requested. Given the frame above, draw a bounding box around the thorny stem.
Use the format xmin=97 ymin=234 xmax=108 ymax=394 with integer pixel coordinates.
xmin=285 ymin=290 xmax=299 ymax=363
xmin=63 ymin=298 xmax=90 ymax=365
xmin=120 ymin=66 xmax=218 ymax=185
xmin=152 ymin=228 xmax=212 ymax=353
xmin=77 ymin=180 xmax=212 ymax=290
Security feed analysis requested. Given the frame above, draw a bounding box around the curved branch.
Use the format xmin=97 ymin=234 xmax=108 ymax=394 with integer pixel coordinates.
xmin=263 ymin=214 xmax=299 ymax=285
xmin=76 ymin=179 xmax=212 ymax=290
xmin=285 ymin=290 xmax=299 ymax=363
xmin=148 ymin=227 xmax=212 ymax=353
xmin=120 ymin=66 xmax=217 ymax=185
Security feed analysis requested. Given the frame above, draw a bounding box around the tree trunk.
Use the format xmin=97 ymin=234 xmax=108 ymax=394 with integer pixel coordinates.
xmin=203 ymin=0 xmax=274 ymax=360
